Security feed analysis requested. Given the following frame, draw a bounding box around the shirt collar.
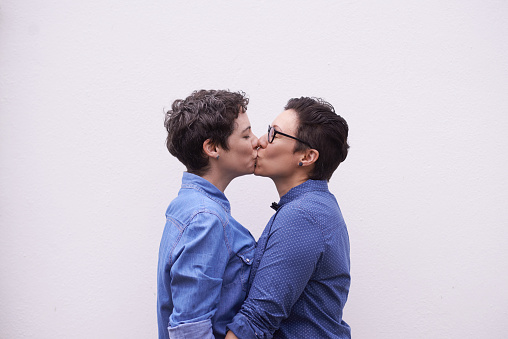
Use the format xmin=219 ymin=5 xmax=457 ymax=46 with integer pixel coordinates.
xmin=181 ymin=172 xmax=231 ymax=214
xmin=277 ymin=180 xmax=328 ymax=209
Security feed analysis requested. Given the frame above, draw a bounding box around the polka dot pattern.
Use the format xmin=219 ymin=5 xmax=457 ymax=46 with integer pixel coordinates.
xmin=228 ymin=180 xmax=351 ymax=338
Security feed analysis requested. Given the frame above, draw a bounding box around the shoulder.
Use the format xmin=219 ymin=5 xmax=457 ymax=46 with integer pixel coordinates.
xmin=279 ymin=190 xmax=335 ymax=223
xmin=275 ymin=202 xmax=317 ymax=228
xmin=275 ymin=189 xmax=344 ymax=234
xmin=167 ymin=189 xmax=229 ymax=228
xmin=270 ymin=201 xmax=324 ymax=251
xmin=295 ymin=189 xmax=344 ymax=226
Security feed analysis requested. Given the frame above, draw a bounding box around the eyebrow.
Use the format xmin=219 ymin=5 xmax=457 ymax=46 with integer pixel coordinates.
xmin=241 ymin=126 xmax=252 ymax=133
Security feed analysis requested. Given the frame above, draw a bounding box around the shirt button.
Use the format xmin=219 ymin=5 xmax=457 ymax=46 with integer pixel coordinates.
xmin=246 ymin=258 xmax=250 ymax=263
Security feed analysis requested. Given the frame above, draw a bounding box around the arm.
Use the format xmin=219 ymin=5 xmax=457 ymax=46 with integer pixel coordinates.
xmin=227 ymin=207 xmax=324 ymax=338
xmin=168 ymin=212 xmax=229 ymax=339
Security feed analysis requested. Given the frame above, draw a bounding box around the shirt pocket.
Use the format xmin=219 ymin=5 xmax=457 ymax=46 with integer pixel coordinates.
xmin=236 ymin=246 xmax=255 ymax=292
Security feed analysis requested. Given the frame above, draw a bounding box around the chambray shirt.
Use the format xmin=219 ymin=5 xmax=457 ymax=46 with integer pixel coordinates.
xmin=157 ymin=172 xmax=256 ymax=339
xmin=227 ymin=180 xmax=351 ymax=339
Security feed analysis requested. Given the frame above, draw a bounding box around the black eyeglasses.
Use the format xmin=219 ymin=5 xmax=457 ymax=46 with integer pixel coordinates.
xmin=267 ymin=125 xmax=312 ymax=148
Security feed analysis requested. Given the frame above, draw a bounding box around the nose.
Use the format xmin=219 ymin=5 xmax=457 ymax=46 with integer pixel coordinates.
xmin=251 ymin=134 xmax=259 ymax=149
xmin=258 ymin=133 xmax=268 ymax=149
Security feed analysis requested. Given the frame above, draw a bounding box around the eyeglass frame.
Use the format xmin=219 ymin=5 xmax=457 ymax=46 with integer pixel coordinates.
xmin=267 ymin=125 xmax=313 ymax=148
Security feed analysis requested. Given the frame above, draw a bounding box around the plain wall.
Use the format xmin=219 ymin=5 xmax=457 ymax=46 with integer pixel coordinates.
xmin=1 ymin=1 xmax=507 ymax=338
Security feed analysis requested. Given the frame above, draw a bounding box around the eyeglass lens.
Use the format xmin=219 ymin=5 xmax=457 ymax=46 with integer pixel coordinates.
xmin=268 ymin=125 xmax=274 ymax=143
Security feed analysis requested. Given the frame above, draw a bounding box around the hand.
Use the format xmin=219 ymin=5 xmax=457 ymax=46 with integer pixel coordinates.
xmin=225 ymin=330 xmax=239 ymax=339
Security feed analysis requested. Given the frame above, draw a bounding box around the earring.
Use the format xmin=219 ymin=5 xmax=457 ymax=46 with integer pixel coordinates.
xmin=298 ymin=162 xmax=303 ymax=166
xmin=216 ymin=155 xmax=220 ymax=160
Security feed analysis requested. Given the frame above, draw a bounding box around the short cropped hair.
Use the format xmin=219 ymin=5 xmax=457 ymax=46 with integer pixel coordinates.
xmin=165 ymin=90 xmax=249 ymax=176
xmin=285 ymin=97 xmax=349 ymax=181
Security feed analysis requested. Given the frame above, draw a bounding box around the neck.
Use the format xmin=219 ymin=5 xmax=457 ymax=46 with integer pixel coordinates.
xmin=201 ymin=169 xmax=233 ymax=193
xmin=273 ymin=174 xmax=308 ymax=198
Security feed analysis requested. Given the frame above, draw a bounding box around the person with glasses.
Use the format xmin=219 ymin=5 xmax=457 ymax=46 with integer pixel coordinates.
xmin=226 ymin=97 xmax=351 ymax=339
xmin=157 ymin=90 xmax=258 ymax=339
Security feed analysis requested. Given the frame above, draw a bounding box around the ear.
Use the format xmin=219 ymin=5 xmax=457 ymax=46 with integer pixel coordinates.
xmin=300 ymin=149 xmax=319 ymax=166
xmin=203 ymin=139 xmax=219 ymax=159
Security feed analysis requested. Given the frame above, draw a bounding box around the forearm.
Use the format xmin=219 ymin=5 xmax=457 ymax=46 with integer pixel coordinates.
xmin=227 ymin=208 xmax=323 ymax=338
xmin=225 ymin=330 xmax=238 ymax=339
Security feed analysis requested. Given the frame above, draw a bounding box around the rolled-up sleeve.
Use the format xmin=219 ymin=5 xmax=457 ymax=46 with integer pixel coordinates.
xmin=168 ymin=212 xmax=229 ymax=338
xmin=168 ymin=319 xmax=214 ymax=339
xmin=227 ymin=206 xmax=324 ymax=338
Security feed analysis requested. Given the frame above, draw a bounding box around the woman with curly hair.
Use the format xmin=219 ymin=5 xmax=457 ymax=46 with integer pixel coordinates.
xmin=157 ymin=90 xmax=258 ymax=339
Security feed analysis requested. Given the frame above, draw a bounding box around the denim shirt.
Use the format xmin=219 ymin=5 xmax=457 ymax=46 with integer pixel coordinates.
xmin=227 ymin=180 xmax=351 ymax=339
xmin=157 ymin=172 xmax=256 ymax=339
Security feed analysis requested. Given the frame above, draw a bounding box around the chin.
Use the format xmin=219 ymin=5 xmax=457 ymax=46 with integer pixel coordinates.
xmin=253 ymin=168 xmax=267 ymax=177
xmin=240 ymin=166 xmax=255 ymax=176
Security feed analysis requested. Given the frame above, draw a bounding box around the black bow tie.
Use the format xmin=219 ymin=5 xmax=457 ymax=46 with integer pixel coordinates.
xmin=270 ymin=202 xmax=280 ymax=211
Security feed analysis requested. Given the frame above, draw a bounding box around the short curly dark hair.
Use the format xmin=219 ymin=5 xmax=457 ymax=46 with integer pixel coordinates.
xmin=164 ymin=90 xmax=249 ymax=176
xmin=285 ymin=97 xmax=349 ymax=181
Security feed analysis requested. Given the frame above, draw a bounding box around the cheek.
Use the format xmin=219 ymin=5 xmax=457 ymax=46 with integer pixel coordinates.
xmin=260 ymin=152 xmax=280 ymax=169
xmin=242 ymin=142 xmax=255 ymax=156
xmin=265 ymin=147 xmax=298 ymax=168
xmin=265 ymin=145 xmax=287 ymax=160
xmin=232 ymin=143 xmax=253 ymax=160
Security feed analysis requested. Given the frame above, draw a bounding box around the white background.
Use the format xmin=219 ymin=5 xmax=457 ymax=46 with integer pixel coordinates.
xmin=1 ymin=1 xmax=507 ymax=338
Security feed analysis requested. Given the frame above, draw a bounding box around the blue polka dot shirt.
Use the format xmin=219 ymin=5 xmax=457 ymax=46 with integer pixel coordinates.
xmin=227 ymin=180 xmax=351 ymax=339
